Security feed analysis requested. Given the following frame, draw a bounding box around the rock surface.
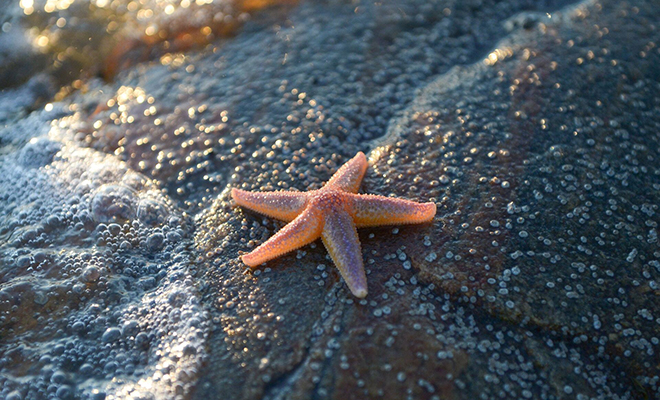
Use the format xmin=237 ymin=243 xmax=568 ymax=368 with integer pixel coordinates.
xmin=0 ymin=0 xmax=658 ymax=399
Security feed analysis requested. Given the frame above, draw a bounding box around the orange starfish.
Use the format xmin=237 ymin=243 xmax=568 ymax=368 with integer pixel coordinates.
xmin=232 ymin=152 xmax=436 ymax=298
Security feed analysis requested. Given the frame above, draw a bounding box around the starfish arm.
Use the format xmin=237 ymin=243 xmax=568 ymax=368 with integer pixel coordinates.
xmin=324 ymin=152 xmax=368 ymax=193
xmin=347 ymin=193 xmax=437 ymax=227
xmin=232 ymin=188 xmax=308 ymax=222
xmin=241 ymin=206 xmax=323 ymax=267
xmin=321 ymin=209 xmax=368 ymax=298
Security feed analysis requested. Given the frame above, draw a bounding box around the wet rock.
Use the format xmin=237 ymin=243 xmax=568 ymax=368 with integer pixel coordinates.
xmin=375 ymin=0 xmax=660 ymax=392
xmin=1 ymin=0 xmax=659 ymax=399
xmin=193 ymin=0 xmax=659 ymax=398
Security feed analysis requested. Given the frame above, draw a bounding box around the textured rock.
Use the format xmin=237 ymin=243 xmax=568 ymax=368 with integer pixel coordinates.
xmin=0 ymin=0 xmax=658 ymax=399
xmin=376 ymin=0 xmax=660 ymax=389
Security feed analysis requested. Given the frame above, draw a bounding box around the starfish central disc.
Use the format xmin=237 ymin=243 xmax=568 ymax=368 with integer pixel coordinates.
xmin=232 ymin=152 xmax=436 ymax=298
xmin=309 ymin=189 xmax=345 ymax=211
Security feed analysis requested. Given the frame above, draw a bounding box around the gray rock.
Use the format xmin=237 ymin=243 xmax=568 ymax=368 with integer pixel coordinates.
xmin=1 ymin=0 xmax=658 ymax=399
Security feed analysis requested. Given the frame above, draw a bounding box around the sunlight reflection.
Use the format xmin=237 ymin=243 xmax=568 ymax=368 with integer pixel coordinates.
xmin=484 ymin=47 xmax=514 ymax=66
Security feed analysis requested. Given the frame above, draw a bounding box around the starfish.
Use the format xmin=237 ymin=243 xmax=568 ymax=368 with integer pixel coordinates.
xmin=232 ymin=152 xmax=436 ymax=298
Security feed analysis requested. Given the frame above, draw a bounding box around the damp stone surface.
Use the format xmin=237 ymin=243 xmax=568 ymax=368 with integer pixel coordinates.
xmin=0 ymin=0 xmax=659 ymax=399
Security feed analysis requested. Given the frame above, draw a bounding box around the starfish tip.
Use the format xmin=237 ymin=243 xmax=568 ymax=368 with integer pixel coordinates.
xmin=426 ymin=202 xmax=437 ymax=219
xmin=352 ymin=287 xmax=368 ymax=298
xmin=241 ymin=253 xmax=259 ymax=268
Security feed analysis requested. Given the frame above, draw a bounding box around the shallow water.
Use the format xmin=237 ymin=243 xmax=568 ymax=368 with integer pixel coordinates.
xmin=0 ymin=0 xmax=659 ymax=399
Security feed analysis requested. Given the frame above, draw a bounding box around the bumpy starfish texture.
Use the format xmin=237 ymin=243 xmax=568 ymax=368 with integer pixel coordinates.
xmin=232 ymin=152 xmax=436 ymax=298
